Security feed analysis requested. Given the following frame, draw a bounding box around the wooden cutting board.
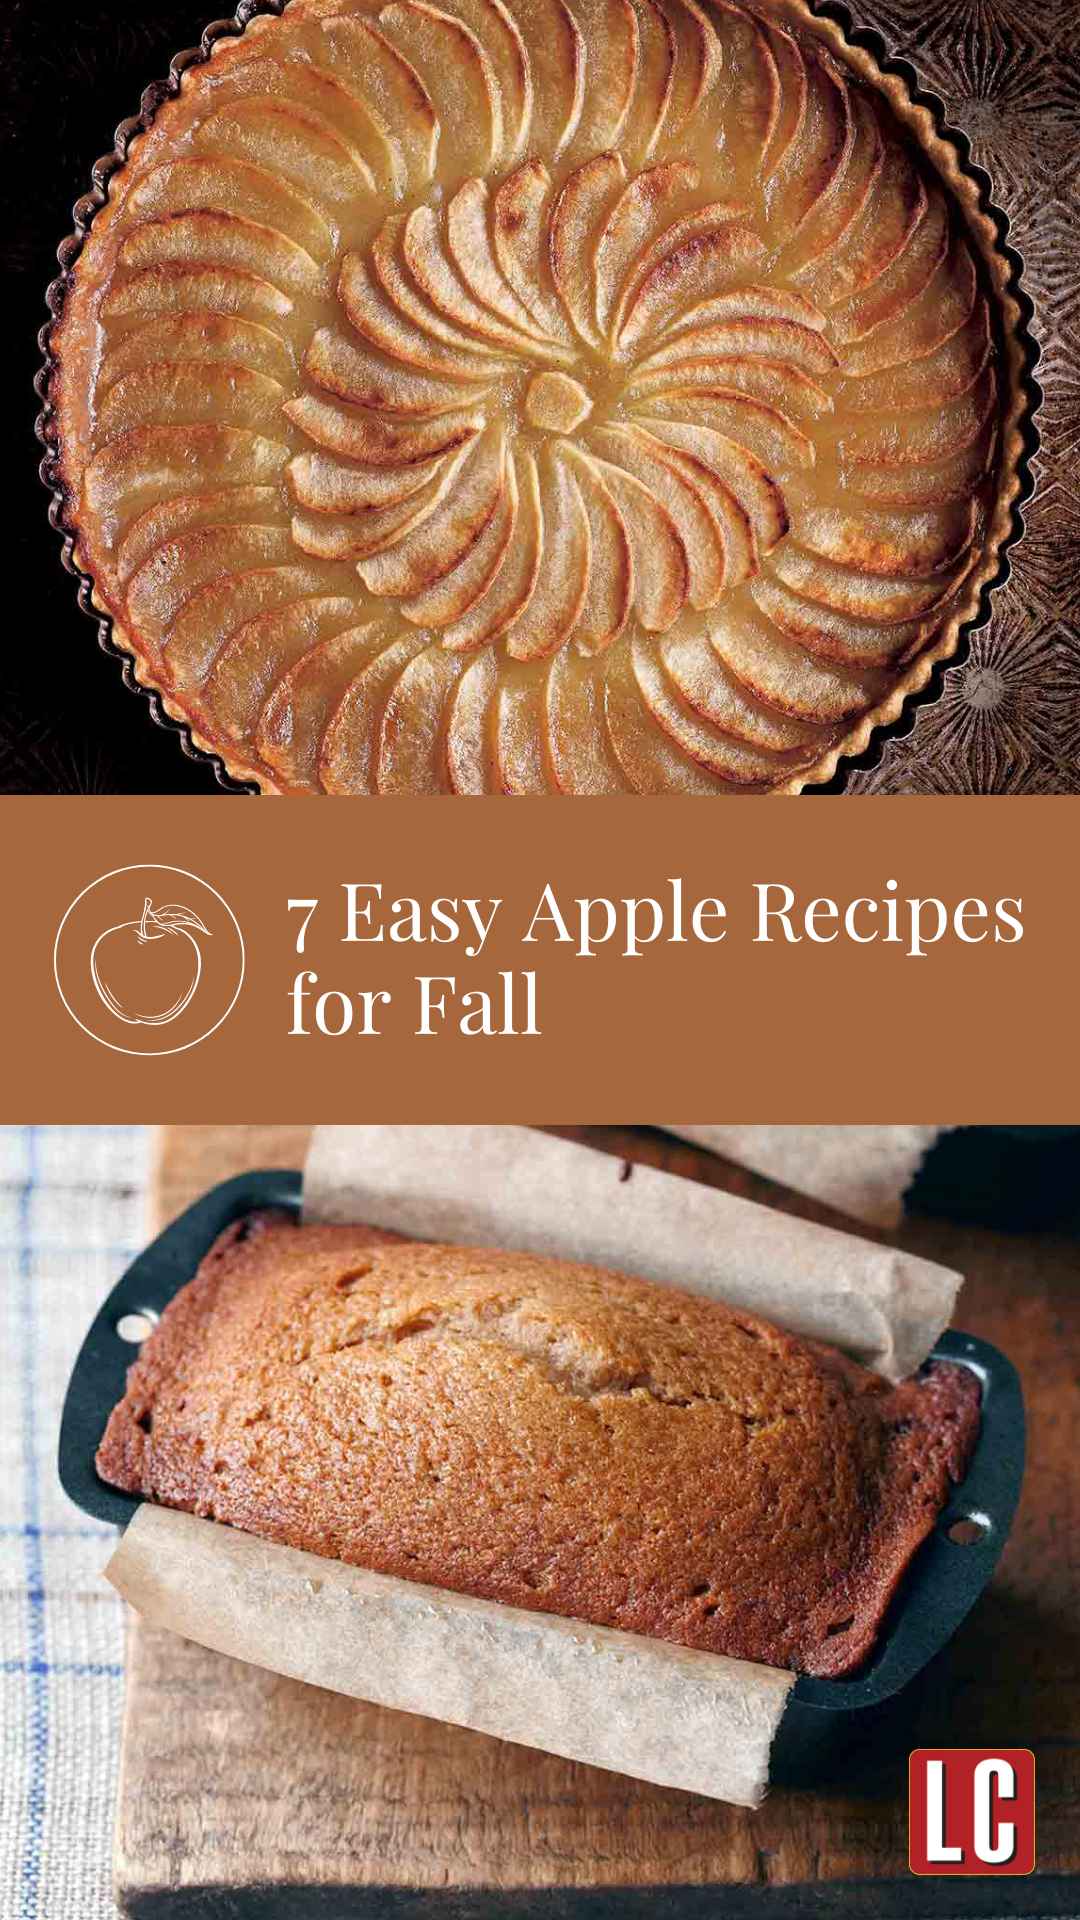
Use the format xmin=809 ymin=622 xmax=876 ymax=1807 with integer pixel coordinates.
xmin=115 ymin=1126 xmax=1080 ymax=1916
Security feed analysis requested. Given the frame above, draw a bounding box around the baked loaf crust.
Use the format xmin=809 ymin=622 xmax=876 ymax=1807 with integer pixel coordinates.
xmin=97 ymin=1213 xmax=980 ymax=1676
xmin=48 ymin=0 xmax=1025 ymax=793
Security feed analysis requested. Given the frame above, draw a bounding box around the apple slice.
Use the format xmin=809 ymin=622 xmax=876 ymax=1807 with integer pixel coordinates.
xmin=204 ymin=43 xmax=403 ymax=192
xmin=616 ymin=221 xmax=766 ymax=350
xmin=751 ymin=573 xmax=933 ymax=667
xmin=836 ymin=420 xmax=997 ymax=507
xmin=101 ymin=264 xmax=294 ymax=332
xmin=283 ymin=392 xmax=483 ymax=466
xmin=630 ymin=416 xmax=788 ymax=554
xmin=400 ymin=441 xmax=512 ymax=626
xmin=656 ymin=0 xmax=721 ymax=137
xmin=372 ymin=215 xmax=509 ymax=361
xmin=830 ymin=185 xmax=949 ymax=344
xmin=800 ymin=134 xmax=926 ymax=308
xmin=493 ymin=669 xmax=557 ymax=791
xmin=564 ymin=0 xmax=639 ymax=153
xmin=116 ymin=485 xmax=283 ymax=585
xmin=83 ymin=426 xmax=289 ymax=547
xmin=378 ymin=0 xmax=504 ymax=174
xmin=124 ymin=524 xmax=296 ymax=655
xmin=593 ymin=160 xmax=699 ymax=340
xmin=840 ymin=296 xmax=990 ymax=412
xmin=492 ymin=163 xmax=575 ymax=341
xmin=658 ymin=626 xmax=825 ymax=753
xmin=446 ymin=650 xmax=498 ymax=791
xmin=783 ymin=89 xmax=882 ymax=269
xmin=163 ymin=564 xmax=333 ymax=693
xmin=289 ymin=441 xmax=474 ymax=560
xmin=638 ymin=390 xmax=812 ymax=472
xmin=404 ymin=206 xmax=559 ymax=360
xmin=544 ymin=648 xmax=632 ymax=791
xmin=258 ymin=624 xmax=394 ymax=793
xmin=770 ymin=544 xmax=970 ymax=623
xmin=447 ymin=181 xmax=556 ymax=343
xmin=629 ymin=353 xmax=832 ymax=418
xmin=708 ymin=0 xmax=780 ymax=186
xmin=441 ymin=451 xmax=541 ymax=648
xmin=633 ymin=315 xmax=838 ymax=381
xmin=311 ymin=14 xmax=438 ymax=190
xmin=654 ymin=282 xmax=828 ymax=343
xmin=288 ymin=446 xmax=451 ymax=514
xmin=579 ymin=453 xmax=687 ymax=630
xmin=838 ymin=363 xmax=996 ymax=467
xmin=435 ymin=0 xmax=533 ymax=162
xmin=549 ymin=153 xmax=626 ymax=347
xmin=631 ymin=630 xmax=801 ymax=783
xmin=506 ymin=0 xmax=584 ymax=158
xmin=339 ymin=249 xmax=512 ymax=381
xmin=640 ymin=437 xmax=756 ymax=584
xmin=99 ymin=313 xmax=296 ymax=392
xmin=504 ymin=453 xmax=590 ymax=660
xmin=706 ymin=601 xmax=886 ymax=722
xmin=794 ymin=499 xmax=978 ymax=577
xmin=203 ymin=593 xmax=360 ymax=741
xmin=764 ymin=51 xmax=852 ymax=242
xmin=603 ymin=638 xmax=734 ymax=792
xmin=760 ymin=18 xmax=806 ymax=185
xmin=118 ymin=210 xmax=323 ymax=296
xmin=320 ymin=630 xmax=433 ymax=793
xmin=97 ymin=362 xmax=285 ymax=442
xmin=194 ymin=96 xmax=376 ymax=204
xmin=127 ymin=157 xmax=333 ymax=264
xmin=620 ymin=0 xmax=676 ymax=160
xmin=376 ymin=644 xmax=465 ymax=791
xmin=358 ymin=426 xmax=504 ymax=595
xmin=562 ymin=448 xmax=633 ymax=652
xmin=590 ymin=424 xmax=724 ymax=607
xmin=304 ymin=325 xmax=487 ymax=416
xmin=841 ymin=237 xmax=977 ymax=377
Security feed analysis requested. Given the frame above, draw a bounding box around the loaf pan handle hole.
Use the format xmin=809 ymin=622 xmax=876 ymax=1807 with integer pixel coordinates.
xmin=944 ymin=1512 xmax=991 ymax=1547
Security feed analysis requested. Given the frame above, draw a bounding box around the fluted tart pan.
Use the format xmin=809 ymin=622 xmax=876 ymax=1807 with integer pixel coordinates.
xmin=40 ymin=0 xmax=1034 ymax=793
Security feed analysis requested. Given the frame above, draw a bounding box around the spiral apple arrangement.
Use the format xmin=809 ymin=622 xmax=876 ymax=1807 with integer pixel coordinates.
xmin=90 ymin=898 xmax=211 ymax=1027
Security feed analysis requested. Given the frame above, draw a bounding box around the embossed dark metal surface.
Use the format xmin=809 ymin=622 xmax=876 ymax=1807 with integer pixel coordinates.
xmin=8 ymin=0 xmax=1079 ymax=793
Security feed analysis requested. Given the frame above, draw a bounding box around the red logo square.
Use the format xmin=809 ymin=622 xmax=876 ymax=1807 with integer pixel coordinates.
xmin=909 ymin=1749 xmax=1036 ymax=1875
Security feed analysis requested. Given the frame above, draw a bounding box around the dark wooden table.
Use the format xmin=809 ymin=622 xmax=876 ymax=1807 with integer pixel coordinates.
xmin=7 ymin=0 xmax=1080 ymax=794
xmin=114 ymin=1124 xmax=1080 ymax=1916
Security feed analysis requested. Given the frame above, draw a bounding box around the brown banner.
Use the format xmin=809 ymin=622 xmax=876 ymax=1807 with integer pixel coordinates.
xmin=3 ymin=795 xmax=1076 ymax=1121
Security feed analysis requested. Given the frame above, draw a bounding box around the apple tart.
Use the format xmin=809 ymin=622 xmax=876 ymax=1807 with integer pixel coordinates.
xmin=47 ymin=0 xmax=1026 ymax=792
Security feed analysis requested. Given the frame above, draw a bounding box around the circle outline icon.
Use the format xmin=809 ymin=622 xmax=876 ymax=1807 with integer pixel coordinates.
xmin=53 ymin=864 xmax=245 ymax=1056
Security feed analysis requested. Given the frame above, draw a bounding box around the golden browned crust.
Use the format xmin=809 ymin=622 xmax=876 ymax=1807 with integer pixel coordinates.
xmin=97 ymin=1214 xmax=979 ymax=1675
xmin=45 ymin=0 xmax=1028 ymax=795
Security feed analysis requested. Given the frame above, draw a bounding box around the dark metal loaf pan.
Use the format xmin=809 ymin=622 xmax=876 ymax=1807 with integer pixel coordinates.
xmin=58 ymin=1169 xmax=1025 ymax=1786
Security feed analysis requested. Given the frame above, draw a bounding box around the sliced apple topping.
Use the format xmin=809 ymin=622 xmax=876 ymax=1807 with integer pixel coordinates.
xmin=319 ymin=630 xmax=434 ymax=793
xmin=99 ymin=313 xmax=296 ymax=393
xmin=304 ymin=325 xmax=488 ymax=416
xmin=260 ymin=625 xmax=398 ymax=793
xmin=59 ymin=0 xmax=1009 ymax=795
xmin=446 ymin=650 xmax=499 ymax=791
xmin=706 ymin=602 xmax=887 ymax=723
xmin=504 ymin=452 xmax=591 ymax=658
xmin=203 ymin=594 xmax=361 ymax=742
xmin=378 ymin=0 xmax=505 ymax=175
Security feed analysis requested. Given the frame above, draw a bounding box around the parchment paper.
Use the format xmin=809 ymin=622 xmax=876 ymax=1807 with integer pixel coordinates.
xmin=104 ymin=1123 xmax=964 ymax=1808
xmin=106 ymin=1507 xmax=794 ymax=1809
xmin=661 ymin=1126 xmax=948 ymax=1229
xmin=305 ymin=1124 xmax=961 ymax=1381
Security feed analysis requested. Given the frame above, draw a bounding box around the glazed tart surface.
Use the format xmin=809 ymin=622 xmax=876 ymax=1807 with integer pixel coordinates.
xmin=49 ymin=0 xmax=1026 ymax=794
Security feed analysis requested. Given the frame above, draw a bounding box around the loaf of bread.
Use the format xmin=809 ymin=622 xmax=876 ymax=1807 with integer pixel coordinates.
xmin=97 ymin=1214 xmax=979 ymax=1678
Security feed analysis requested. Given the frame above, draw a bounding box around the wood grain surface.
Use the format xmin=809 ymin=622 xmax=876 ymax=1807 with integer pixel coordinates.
xmin=115 ymin=1125 xmax=1080 ymax=1916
